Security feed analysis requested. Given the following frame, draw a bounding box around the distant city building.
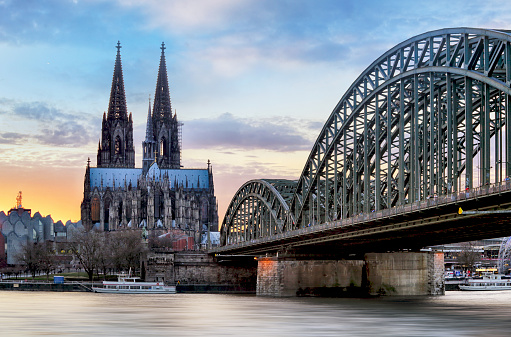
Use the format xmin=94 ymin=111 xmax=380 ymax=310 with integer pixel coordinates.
xmin=80 ymin=42 xmax=218 ymax=247
xmin=0 ymin=192 xmax=83 ymax=265
xmin=428 ymin=238 xmax=507 ymax=275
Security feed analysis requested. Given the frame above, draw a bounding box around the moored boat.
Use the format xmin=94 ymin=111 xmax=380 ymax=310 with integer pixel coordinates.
xmin=92 ymin=274 xmax=176 ymax=294
xmin=459 ymin=274 xmax=511 ymax=291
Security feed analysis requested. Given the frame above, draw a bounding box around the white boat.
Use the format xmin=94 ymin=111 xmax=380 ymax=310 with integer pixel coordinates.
xmin=92 ymin=274 xmax=176 ymax=294
xmin=459 ymin=274 xmax=511 ymax=291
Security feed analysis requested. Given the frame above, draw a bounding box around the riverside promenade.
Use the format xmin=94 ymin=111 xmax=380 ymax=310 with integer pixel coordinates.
xmin=0 ymin=280 xmax=94 ymax=292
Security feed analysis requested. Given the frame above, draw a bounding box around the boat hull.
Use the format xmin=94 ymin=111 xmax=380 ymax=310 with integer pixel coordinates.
xmin=459 ymin=285 xmax=511 ymax=291
xmin=92 ymin=287 xmax=176 ymax=294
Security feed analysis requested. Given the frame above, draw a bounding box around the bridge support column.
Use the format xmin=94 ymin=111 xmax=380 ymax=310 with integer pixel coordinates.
xmin=256 ymin=252 xmax=444 ymax=297
xmin=256 ymin=257 xmax=365 ymax=297
xmin=365 ymin=252 xmax=444 ymax=296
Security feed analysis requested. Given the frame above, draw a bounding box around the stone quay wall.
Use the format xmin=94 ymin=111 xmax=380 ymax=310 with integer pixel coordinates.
xmin=257 ymin=258 xmax=364 ymax=297
xmin=365 ymin=252 xmax=445 ymax=296
xmin=145 ymin=251 xmax=257 ymax=293
xmin=257 ymin=252 xmax=444 ymax=297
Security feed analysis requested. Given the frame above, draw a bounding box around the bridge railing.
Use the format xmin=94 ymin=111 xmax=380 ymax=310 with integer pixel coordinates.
xmin=358 ymin=180 xmax=511 ymax=225
xmin=219 ymin=180 xmax=511 ymax=250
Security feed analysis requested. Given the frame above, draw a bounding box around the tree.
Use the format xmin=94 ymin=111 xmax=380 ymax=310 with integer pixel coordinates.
xmin=15 ymin=240 xmax=44 ymax=278
xmin=148 ymin=230 xmax=174 ymax=249
xmin=96 ymin=233 xmax=113 ymax=280
xmin=38 ymin=241 xmax=57 ymax=281
xmin=0 ymin=254 xmax=7 ymax=280
xmin=70 ymin=229 xmax=102 ymax=281
xmin=0 ymin=254 xmax=6 ymax=269
xmin=110 ymin=230 xmax=146 ymax=274
xmin=456 ymin=241 xmax=482 ymax=275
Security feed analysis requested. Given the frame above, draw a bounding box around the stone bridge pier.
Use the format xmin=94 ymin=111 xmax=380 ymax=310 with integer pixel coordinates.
xmin=256 ymin=252 xmax=444 ymax=297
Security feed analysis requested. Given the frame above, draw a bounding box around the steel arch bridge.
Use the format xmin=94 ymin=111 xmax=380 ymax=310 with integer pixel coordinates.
xmin=218 ymin=28 xmax=511 ymax=253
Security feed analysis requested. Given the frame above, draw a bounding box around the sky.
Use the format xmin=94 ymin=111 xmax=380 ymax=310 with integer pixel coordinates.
xmin=1 ymin=0 xmax=511 ymax=225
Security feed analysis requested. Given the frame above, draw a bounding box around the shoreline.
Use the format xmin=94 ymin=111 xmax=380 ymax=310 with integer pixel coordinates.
xmin=0 ymin=281 xmax=256 ymax=294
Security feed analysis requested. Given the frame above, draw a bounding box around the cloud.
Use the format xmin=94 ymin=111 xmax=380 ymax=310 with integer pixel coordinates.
xmin=117 ymin=0 xmax=255 ymax=32
xmin=39 ymin=121 xmax=94 ymax=146
xmin=13 ymin=102 xmax=68 ymax=121
xmin=3 ymin=100 xmax=97 ymax=147
xmin=182 ymin=112 xmax=318 ymax=152
xmin=0 ymin=132 xmax=29 ymax=145
xmin=114 ymin=0 xmax=353 ymax=75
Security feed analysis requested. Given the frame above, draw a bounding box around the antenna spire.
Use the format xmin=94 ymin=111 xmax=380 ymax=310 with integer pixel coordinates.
xmin=16 ymin=191 xmax=22 ymax=209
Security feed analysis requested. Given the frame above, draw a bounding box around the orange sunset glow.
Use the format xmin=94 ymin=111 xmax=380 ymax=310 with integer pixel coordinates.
xmin=0 ymin=165 xmax=84 ymax=223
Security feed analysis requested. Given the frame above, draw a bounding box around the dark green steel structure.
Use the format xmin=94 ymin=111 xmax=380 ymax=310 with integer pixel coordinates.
xmin=218 ymin=28 xmax=511 ymax=253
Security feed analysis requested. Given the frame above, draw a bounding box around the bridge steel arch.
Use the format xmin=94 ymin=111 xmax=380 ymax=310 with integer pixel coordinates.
xmin=221 ymin=179 xmax=297 ymax=245
xmin=220 ymin=28 xmax=511 ymax=249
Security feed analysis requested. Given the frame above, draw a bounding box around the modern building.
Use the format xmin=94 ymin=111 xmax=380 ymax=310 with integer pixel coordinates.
xmin=0 ymin=193 xmax=83 ymax=265
xmin=80 ymin=42 xmax=218 ymax=247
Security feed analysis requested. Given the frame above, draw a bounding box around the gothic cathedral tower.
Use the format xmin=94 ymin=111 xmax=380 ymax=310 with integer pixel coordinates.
xmin=146 ymin=42 xmax=181 ymax=170
xmin=97 ymin=41 xmax=135 ymax=168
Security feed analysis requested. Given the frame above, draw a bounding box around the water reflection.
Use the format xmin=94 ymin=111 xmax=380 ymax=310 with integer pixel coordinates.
xmin=0 ymin=291 xmax=510 ymax=336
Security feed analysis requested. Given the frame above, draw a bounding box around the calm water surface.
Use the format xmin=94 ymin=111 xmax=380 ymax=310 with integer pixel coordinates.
xmin=0 ymin=291 xmax=510 ymax=336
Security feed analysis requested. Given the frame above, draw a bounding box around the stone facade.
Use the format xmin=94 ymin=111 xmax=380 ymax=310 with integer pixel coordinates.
xmin=256 ymin=257 xmax=364 ymax=297
xmin=145 ymin=251 xmax=175 ymax=283
xmin=81 ymin=42 xmax=218 ymax=240
xmin=365 ymin=252 xmax=445 ymax=296
xmin=145 ymin=251 xmax=257 ymax=288
xmin=256 ymin=252 xmax=445 ymax=297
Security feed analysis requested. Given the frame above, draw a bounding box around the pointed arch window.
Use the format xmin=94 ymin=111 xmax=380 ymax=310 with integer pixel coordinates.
xmin=160 ymin=137 xmax=168 ymax=157
xmin=91 ymin=197 xmax=100 ymax=223
xmin=115 ymin=136 xmax=122 ymax=155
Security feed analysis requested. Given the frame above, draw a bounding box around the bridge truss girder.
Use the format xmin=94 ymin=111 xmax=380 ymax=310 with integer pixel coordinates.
xmin=220 ymin=28 xmax=511 ymax=250
xmin=220 ymin=179 xmax=297 ymax=246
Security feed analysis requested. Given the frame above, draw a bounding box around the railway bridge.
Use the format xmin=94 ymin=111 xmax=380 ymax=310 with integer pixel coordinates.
xmin=213 ymin=28 xmax=511 ymax=296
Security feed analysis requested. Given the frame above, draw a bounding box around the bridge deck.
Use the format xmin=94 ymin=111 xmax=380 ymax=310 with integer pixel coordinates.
xmin=212 ymin=182 xmax=511 ymax=255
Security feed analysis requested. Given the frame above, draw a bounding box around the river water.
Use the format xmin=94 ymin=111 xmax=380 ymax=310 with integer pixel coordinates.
xmin=0 ymin=291 xmax=510 ymax=336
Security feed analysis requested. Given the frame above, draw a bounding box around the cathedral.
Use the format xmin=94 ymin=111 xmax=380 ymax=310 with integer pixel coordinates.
xmin=81 ymin=42 xmax=218 ymax=244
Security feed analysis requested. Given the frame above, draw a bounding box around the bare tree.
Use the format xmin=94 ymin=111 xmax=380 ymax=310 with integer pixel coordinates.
xmin=38 ymin=241 xmax=57 ymax=281
xmin=70 ymin=229 xmax=102 ymax=281
xmin=97 ymin=233 xmax=113 ymax=280
xmin=110 ymin=230 xmax=146 ymax=274
xmin=0 ymin=254 xmax=7 ymax=280
xmin=148 ymin=230 xmax=175 ymax=249
xmin=15 ymin=240 xmax=43 ymax=278
xmin=457 ymin=241 xmax=482 ymax=275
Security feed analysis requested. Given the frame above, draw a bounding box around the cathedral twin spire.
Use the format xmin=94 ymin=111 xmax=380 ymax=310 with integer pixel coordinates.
xmin=97 ymin=41 xmax=135 ymax=168
xmin=153 ymin=43 xmax=172 ymax=122
xmin=97 ymin=41 xmax=180 ymax=171
xmin=108 ymin=41 xmax=128 ymax=121
xmin=145 ymin=42 xmax=181 ymax=171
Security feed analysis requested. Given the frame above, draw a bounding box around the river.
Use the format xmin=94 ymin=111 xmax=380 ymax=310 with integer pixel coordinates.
xmin=0 ymin=291 xmax=510 ymax=336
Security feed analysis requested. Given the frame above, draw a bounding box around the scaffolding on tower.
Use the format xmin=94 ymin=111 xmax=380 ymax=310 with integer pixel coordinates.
xmin=178 ymin=121 xmax=183 ymax=167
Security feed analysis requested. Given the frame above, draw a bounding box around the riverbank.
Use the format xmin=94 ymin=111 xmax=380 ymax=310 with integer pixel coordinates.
xmin=0 ymin=281 xmax=256 ymax=294
xmin=0 ymin=281 xmax=94 ymax=292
